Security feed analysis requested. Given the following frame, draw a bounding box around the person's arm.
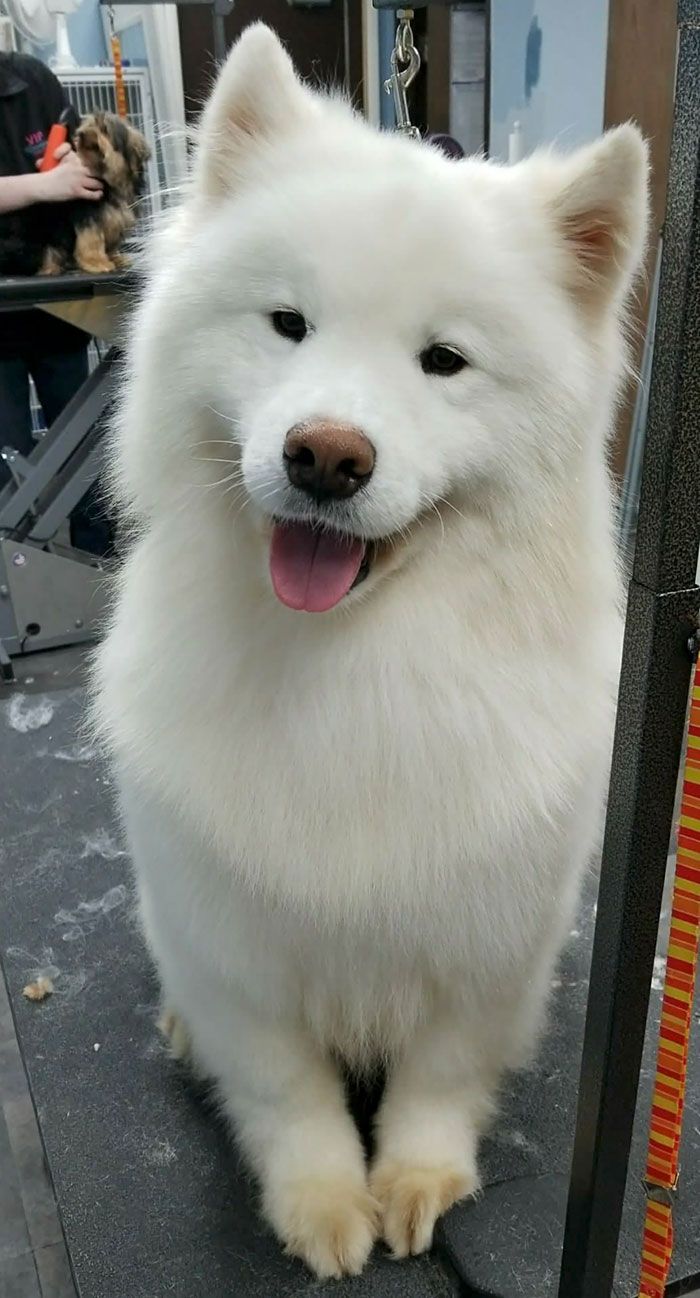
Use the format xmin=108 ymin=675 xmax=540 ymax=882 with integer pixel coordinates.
xmin=0 ymin=172 xmax=42 ymax=213
xmin=0 ymin=143 xmax=103 ymax=213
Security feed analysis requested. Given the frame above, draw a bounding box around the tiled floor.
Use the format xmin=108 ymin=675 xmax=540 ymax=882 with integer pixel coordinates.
xmin=0 ymin=971 xmax=75 ymax=1298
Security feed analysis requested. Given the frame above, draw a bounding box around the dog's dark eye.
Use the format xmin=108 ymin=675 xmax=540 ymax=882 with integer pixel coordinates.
xmin=271 ymin=310 xmax=308 ymax=343
xmin=420 ymin=345 xmax=468 ymax=377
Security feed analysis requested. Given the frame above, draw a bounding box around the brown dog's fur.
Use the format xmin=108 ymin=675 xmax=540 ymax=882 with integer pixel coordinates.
xmin=69 ymin=112 xmax=151 ymax=273
xmin=0 ymin=111 xmax=150 ymax=278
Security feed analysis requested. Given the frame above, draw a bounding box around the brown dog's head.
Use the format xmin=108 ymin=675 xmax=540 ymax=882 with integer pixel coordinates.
xmin=74 ymin=112 xmax=150 ymax=200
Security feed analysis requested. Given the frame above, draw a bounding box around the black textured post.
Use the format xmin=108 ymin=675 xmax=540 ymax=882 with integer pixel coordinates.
xmin=557 ymin=4 xmax=700 ymax=1296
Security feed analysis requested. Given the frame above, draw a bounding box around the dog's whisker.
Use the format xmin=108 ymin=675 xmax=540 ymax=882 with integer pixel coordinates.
xmin=206 ymin=405 xmax=239 ymax=427
xmin=194 ymin=456 xmax=243 ymax=467
xmin=200 ymin=475 xmax=244 ymax=494
xmin=193 ymin=461 xmax=245 ymax=480
xmin=180 ymin=472 xmax=238 ymax=493
xmin=225 ymin=492 xmax=248 ymax=513
xmin=224 ymin=477 xmax=277 ymax=501
xmin=222 ymin=489 xmax=247 ymax=514
xmin=424 ymin=500 xmax=446 ymax=548
xmin=434 ymin=495 xmax=467 ymax=524
xmin=191 ymin=439 xmax=240 ymax=448
xmin=230 ymin=494 xmax=254 ymax=520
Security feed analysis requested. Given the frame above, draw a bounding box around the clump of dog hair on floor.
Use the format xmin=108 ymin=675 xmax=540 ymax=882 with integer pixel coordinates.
xmin=158 ymin=1009 xmax=191 ymax=1062
xmin=22 ymin=976 xmax=54 ymax=1002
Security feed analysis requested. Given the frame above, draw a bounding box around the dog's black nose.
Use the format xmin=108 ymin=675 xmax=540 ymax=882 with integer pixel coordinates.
xmin=284 ymin=422 xmax=375 ymax=501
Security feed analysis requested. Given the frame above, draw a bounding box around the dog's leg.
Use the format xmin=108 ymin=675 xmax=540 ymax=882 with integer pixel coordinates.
xmin=103 ymin=204 xmax=133 ymax=270
xmin=74 ymin=225 xmax=116 ymax=274
xmin=39 ymin=247 xmax=64 ymax=275
xmin=370 ymin=1013 xmax=490 ymax=1257
xmin=371 ymin=933 xmax=564 ymax=1259
xmin=125 ymin=791 xmax=377 ymax=1276
xmin=186 ymin=988 xmax=378 ymax=1277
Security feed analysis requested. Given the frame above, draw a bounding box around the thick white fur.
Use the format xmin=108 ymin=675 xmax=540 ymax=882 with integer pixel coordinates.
xmin=94 ymin=25 xmax=649 ymax=1279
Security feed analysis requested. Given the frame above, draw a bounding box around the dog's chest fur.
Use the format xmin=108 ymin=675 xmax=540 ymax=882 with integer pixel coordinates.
xmin=104 ymin=489 xmax=619 ymax=1014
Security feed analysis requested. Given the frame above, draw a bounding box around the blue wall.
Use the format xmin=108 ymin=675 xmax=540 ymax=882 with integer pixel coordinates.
xmin=118 ymin=22 xmax=148 ymax=67
xmin=66 ymin=0 xmax=107 ymax=65
xmin=490 ymin=0 xmax=610 ymax=160
xmin=39 ymin=0 xmax=148 ymax=68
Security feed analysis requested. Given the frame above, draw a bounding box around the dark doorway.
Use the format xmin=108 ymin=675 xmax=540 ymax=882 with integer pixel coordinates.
xmin=178 ymin=0 xmax=363 ymax=125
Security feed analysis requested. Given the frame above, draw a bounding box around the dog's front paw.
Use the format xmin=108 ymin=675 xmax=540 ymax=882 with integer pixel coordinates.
xmin=371 ymin=1162 xmax=477 ymax=1257
xmin=269 ymin=1175 xmax=379 ymax=1278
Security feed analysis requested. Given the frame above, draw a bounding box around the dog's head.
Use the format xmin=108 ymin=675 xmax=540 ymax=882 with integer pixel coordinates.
xmin=122 ymin=25 xmax=648 ymax=614
xmin=75 ymin=112 xmax=150 ymax=199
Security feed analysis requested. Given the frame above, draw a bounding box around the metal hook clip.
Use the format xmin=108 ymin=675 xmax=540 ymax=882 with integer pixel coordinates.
xmin=384 ymin=9 xmax=421 ymax=139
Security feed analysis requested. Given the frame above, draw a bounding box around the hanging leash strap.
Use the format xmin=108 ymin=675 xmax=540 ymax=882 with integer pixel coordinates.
xmin=108 ymin=5 xmax=128 ymax=120
xmin=638 ymin=637 xmax=700 ymax=1297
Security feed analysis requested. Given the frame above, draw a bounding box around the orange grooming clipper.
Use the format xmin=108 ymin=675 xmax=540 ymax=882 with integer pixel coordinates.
xmin=38 ymin=123 xmax=68 ymax=172
xmin=38 ymin=107 xmax=79 ymax=172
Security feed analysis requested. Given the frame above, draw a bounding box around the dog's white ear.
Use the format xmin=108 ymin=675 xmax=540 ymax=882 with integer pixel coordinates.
xmin=195 ymin=24 xmax=315 ymax=198
xmin=543 ymin=124 xmax=649 ymax=310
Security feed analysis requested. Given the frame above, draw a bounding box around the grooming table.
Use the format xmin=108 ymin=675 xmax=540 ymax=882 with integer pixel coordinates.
xmin=0 ymin=270 xmax=137 ymax=337
xmin=0 ymin=673 xmax=698 ymax=1298
xmin=0 ymin=272 xmax=138 ymax=680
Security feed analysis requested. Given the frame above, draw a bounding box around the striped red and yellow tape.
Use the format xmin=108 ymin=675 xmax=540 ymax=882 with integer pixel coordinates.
xmin=639 ymin=654 xmax=700 ymax=1297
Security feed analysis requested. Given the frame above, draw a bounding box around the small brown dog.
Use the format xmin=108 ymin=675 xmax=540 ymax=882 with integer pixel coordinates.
xmin=0 ymin=111 xmax=150 ymax=277
xmin=69 ymin=111 xmax=151 ymax=273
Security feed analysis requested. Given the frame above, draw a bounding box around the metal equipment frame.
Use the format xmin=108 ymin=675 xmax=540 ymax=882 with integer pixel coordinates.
xmin=557 ymin=2 xmax=700 ymax=1293
xmin=0 ymin=272 xmax=135 ymax=679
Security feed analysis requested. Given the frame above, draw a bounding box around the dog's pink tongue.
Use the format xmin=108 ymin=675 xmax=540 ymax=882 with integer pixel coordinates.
xmin=270 ymin=523 xmax=364 ymax=613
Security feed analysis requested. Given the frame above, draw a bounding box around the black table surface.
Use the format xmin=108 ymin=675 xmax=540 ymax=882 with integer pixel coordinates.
xmin=0 ymin=271 xmax=139 ymax=311
xmin=1 ymin=672 xmax=698 ymax=1298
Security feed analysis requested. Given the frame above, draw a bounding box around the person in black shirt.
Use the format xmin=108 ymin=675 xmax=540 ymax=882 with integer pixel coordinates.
xmin=0 ymin=52 xmax=103 ymax=521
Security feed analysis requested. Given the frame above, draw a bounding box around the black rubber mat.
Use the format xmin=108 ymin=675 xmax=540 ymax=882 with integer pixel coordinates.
xmin=1 ymin=668 xmax=698 ymax=1298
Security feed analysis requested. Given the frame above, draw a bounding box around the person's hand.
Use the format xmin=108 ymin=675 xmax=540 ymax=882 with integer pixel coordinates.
xmin=35 ymin=144 xmax=103 ymax=202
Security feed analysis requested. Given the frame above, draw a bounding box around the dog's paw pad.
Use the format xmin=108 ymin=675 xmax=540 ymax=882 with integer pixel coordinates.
xmin=371 ymin=1162 xmax=477 ymax=1257
xmin=272 ymin=1176 xmax=379 ymax=1278
xmin=157 ymin=1008 xmax=191 ymax=1061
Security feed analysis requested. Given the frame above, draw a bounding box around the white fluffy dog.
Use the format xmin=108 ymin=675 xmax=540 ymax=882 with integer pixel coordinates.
xmin=94 ymin=25 xmax=648 ymax=1279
